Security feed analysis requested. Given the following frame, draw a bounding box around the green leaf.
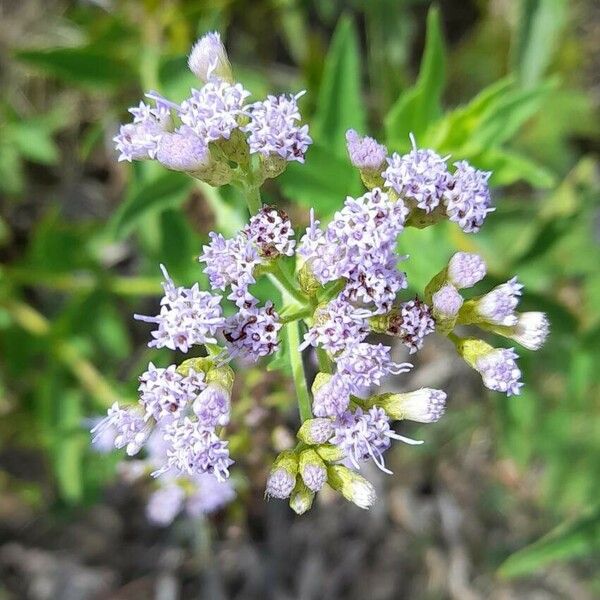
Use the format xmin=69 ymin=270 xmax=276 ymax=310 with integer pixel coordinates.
xmin=478 ymin=147 xmax=556 ymax=188
xmin=385 ymin=6 xmax=446 ymax=148
xmin=11 ymin=122 xmax=59 ymax=165
xmin=15 ymin=47 xmax=135 ymax=89
xmin=512 ymin=0 xmax=568 ymax=88
xmin=313 ymin=15 xmax=365 ymax=157
xmin=109 ymin=171 xmax=193 ymax=238
xmin=498 ymin=505 xmax=600 ymax=578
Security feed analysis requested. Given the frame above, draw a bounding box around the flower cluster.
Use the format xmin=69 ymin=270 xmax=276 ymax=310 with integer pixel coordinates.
xmin=96 ymin=31 xmax=550 ymax=517
xmin=114 ymin=32 xmax=311 ymax=185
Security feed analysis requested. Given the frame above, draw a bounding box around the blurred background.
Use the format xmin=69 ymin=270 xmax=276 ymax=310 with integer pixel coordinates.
xmin=1 ymin=0 xmax=599 ymax=598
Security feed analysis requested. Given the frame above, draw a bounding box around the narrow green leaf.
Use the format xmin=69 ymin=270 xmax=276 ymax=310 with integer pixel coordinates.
xmin=385 ymin=6 xmax=446 ymax=148
xmin=11 ymin=122 xmax=60 ymax=165
xmin=477 ymin=147 xmax=556 ymax=188
xmin=498 ymin=505 xmax=600 ymax=578
xmin=313 ymin=15 xmax=365 ymax=157
xmin=512 ymin=0 xmax=568 ymax=87
xmin=109 ymin=171 xmax=193 ymax=238
xmin=16 ymin=48 xmax=135 ymax=89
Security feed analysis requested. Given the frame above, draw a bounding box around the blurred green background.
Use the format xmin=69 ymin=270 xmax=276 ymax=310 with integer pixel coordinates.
xmin=0 ymin=0 xmax=599 ymax=598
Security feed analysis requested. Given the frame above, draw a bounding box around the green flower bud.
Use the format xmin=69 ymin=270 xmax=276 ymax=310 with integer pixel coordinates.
xmin=314 ymin=443 xmax=345 ymax=463
xmin=327 ymin=465 xmax=376 ymax=510
xmin=297 ymin=418 xmax=334 ymax=445
xmin=289 ymin=479 xmax=314 ymax=515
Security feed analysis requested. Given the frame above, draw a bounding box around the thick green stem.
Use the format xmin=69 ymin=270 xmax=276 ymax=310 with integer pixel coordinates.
xmin=286 ymin=320 xmax=312 ymax=422
xmin=244 ymin=184 xmax=262 ymax=214
xmin=269 ymin=262 xmax=307 ymax=305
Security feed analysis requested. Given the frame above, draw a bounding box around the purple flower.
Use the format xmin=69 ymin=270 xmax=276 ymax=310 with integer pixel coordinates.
xmin=146 ymin=484 xmax=185 ymax=526
xmin=180 ymin=80 xmax=250 ymax=142
xmin=300 ymin=463 xmax=327 ymax=492
xmin=244 ymin=206 xmax=295 ymax=258
xmin=300 ymin=298 xmax=370 ymax=355
xmin=386 ymin=299 xmax=435 ymax=353
xmin=223 ymin=301 xmax=281 ymax=361
xmin=91 ymin=402 xmax=150 ymax=457
xmin=476 ymin=348 xmax=523 ymax=396
xmin=476 ymin=277 xmax=523 ymax=326
xmin=447 ymin=252 xmax=487 ymax=289
xmin=192 ymin=383 xmax=231 ymax=427
xmin=138 ymin=363 xmax=205 ymax=422
xmin=242 ymin=92 xmax=312 ymax=163
xmin=331 ymin=407 xmax=422 ymax=473
xmin=186 ymin=473 xmax=236 ymax=516
xmin=432 ymin=284 xmax=463 ymax=318
xmin=199 ymin=232 xmax=262 ymax=292
xmin=298 ymin=189 xmax=409 ymax=312
xmin=266 ymin=468 xmax=296 ymax=499
xmin=444 ymin=161 xmax=493 ymax=233
xmin=134 ymin=265 xmax=224 ymax=353
xmin=345 ymin=129 xmax=387 ymax=170
xmin=335 ymin=343 xmax=412 ymax=393
xmin=155 ymin=127 xmax=211 ymax=172
xmin=158 ymin=417 xmax=234 ymax=481
xmin=383 ymin=136 xmax=450 ymax=213
xmin=312 ymin=374 xmax=351 ymax=417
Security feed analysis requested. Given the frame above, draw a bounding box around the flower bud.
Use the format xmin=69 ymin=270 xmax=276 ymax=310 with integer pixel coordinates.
xmin=463 ymin=277 xmax=522 ymax=326
xmin=345 ymin=129 xmax=387 ymax=188
xmin=297 ymin=418 xmax=334 ymax=445
xmin=266 ymin=450 xmax=298 ymax=499
xmin=327 ymin=465 xmax=376 ymax=510
xmin=156 ymin=130 xmax=211 ymax=173
xmin=484 ymin=311 xmax=549 ymax=351
xmin=431 ymin=283 xmax=463 ymax=335
xmin=453 ymin=337 xmax=522 ymax=396
xmin=299 ymin=448 xmax=328 ymax=492
xmin=289 ymin=480 xmax=314 ymax=515
xmin=447 ymin=252 xmax=486 ymax=289
xmin=297 ymin=261 xmax=322 ymax=296
xmin=314 ymin=443 xmax=345 ymax=462
xmin=188 ymin=32 xmax=233 ymax=83
xmin=367 ymin=389 xmax=446 ymax=423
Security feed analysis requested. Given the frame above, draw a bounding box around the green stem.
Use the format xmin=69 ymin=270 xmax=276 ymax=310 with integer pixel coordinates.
xmin=285 ymin=320 xmax=312 ymax=422
xmin=269 ymin=262 xmax=307 ymax=305
xmin=244 ymin=184 xmax=262 ymax=214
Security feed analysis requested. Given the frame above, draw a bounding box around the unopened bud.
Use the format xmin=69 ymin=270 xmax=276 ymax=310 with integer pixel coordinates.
xmin=299 ymin=449 xmax=328 ymax=492
xmin=188 ymin=32 xmax=233 ymax=83
xmin=327 ymin=465 xmax=376 ymax=510
xmin=297 ymin=418 xmax=334 ymax=445
xmin=367 ymin=389 xmax=446 ymax=423
xmin=289 ymin=480 xmax=314 ymax=515
xmin=266 ymin=450 xmax=298 ymax=499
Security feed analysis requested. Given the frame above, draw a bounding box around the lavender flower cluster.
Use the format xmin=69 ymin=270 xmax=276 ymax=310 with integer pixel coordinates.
xmin=95 ymin=31 xmax=550 ymax=518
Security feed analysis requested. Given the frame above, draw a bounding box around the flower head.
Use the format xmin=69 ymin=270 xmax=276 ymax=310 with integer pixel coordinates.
xmin=335 ymin=343 xmax=412 ymax=393
xmin=134 ymin=265 xmax=224 ymax=353
xmin=155 ymin=127 xmax=211 ymax=172
xmin=312 ymin=374 xmax=351 ymax=417
xmin=345 ymin=129 xmax=388 ymax=171
xmin=432 ymin=284 xmax=463 ymax=318
xmin=159 ymin=417 xmax=233 ymax=481
xmin=383 ymin=136 xmax=450 ymax=213
xmin=192 ymin=383 xmax=231 ymax=427
xmin=476 ymin=348 xmax=523 ymax=396
xmin=301 ymin=298 xmax=370 ymax=355
xmin=385 ymin=299 xmax=435 ymax=353
xmin=223 ymin=301 xmax=281 ymax=361
xmin=444 ymin=161 xmax=493 ymax=232
xmin=180 ymin=80 xmax=250 ymax=142
xmin=91 ymin=402 xmax=150 ymax=457
xmin=242 ymin=92 xmax=312 ymax=163
xmin=146 ymin=485 xmax=185 ymax=526
xmin=476 ymin=277 xmax=523 ymax=326
xmin=244 ymin=206 xmax=295 ymax=258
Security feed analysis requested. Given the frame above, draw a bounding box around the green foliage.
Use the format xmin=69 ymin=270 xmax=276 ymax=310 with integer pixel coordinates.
xmin=498 ymin=504 xmax=600 ymax=578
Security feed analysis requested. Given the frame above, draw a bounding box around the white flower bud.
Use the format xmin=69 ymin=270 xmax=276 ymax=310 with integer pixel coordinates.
xmin=188 ymin=32 xmax=233 ymax=83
